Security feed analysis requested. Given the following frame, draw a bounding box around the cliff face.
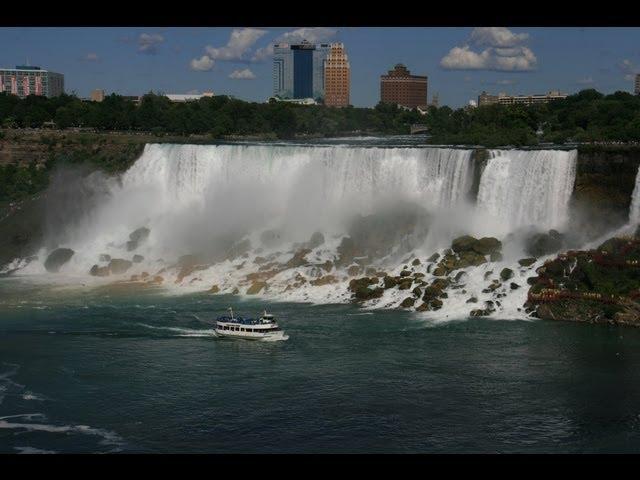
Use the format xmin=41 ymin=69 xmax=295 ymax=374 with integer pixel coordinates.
xmin=571 ymin=148 xmax=640 ymax=238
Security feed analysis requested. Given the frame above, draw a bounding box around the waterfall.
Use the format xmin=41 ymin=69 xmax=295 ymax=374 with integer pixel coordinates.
xmin=476 ymin=149 xmax=577 ymax=234
xmin=21 ymin=144 xmax=476 ymax=276
xmin=629 ymin=164 xmax=640 ymax=225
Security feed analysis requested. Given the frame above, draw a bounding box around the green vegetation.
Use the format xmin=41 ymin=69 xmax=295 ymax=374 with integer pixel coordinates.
xmin=0 ymin=92 xmax=423 ymax=139
xmin=0 ymin=160 xmax=50 ymax=201
xmin=2 ymin=89 xmax=640 ymax=145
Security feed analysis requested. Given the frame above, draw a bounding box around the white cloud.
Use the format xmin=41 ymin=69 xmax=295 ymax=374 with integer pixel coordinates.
xmin=279 ymin=27 xmax=337 ymax=44
xmin=577 ymin=76 xmax=595 ymax=85
xmin=138 ymin=33 xmax=164 ymax=54
xmin=250 ymin=27 xmax=337 ymax=62
xmin=619 ymin=59 xmax=639 ymax=81
xmin=85 ymin=52 xmax=99 ymax=61
xmin=205 ymin=28 xmax=267 ymax=61
xmin=190 ymin=55 xmax=215 ymax=71
xmin=496 ymin=79 xmax=518 ymax=85
xmin=229 ymin=68 xmax=256 ymax=79
xmin=440 ymin=27 xmax=536 ymax=72
xmin=470 ymin=27 xmax=529 ymax=47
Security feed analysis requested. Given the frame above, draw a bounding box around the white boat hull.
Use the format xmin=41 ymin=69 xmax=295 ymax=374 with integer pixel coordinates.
xmin=215 ymin=329 xmax=288 ymax=341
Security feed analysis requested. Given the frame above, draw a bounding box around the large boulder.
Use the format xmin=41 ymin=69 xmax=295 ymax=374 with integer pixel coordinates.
xmin=126 ymin=227 xmax=150 ymax=251
xmin=108 ymin=258 xmax=133 ymax=275
xmin=247 ymin=281 xmax=267 ymax=295
xmin=525 ymin=230 xmax=564 ymax=257
xmin=44 ymin=248 xmax=75 ymax=273
xmin=89 ymin=264 xmax=110 ymax=276
xmin=307 ymin=231 xmax=325 ymax=249
xmin=286 ymin=248 xmax=311 ymax=269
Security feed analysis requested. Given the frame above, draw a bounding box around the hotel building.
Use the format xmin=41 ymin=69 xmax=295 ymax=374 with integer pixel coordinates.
xmin=380 ymin=64 xmax=428 ymax=109
xmin=324 ymin=43 xmax=350 ymax=107
xmin=0 ymin=66 xmax=64 ymax=98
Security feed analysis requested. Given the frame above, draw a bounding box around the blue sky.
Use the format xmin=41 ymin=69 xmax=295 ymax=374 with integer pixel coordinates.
xmin=1 ymin=27 xmax=639 ymax=108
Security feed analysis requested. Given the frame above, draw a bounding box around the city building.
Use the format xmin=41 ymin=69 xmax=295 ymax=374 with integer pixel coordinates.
xmin=478 ymin=90 xmax=568 ymax=107
xmin=273 ymin=41 xmax=329 ymax=101
xmin=164 ymin=92 xmax=214 ymax=102
xmin=0 ymin=65 xmax=64 ymax=98
xmin=324 ymin=43 xmax=350 ymax=107
xmin=635 ymin=74 xmax=640 ymax=95
xmin=380 ymin=64 xmax=428 ymax=109
xmin=91 ymin=89 xmax=105 ymax=102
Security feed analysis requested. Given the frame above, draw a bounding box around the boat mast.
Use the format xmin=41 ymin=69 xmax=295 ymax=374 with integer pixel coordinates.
xmin=228 ymin=307 xmax=234 ymax=320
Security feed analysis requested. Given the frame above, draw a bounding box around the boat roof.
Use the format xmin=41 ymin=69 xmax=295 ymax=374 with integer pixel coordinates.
xmin=216 ymin=316 xmax=276 ymax=325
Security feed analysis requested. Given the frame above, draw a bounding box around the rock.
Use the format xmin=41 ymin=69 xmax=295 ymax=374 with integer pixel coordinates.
xmin=525 ymin=230 xmax=564 ymax=257
xmin=500 ymin=268 xmax=514 ymax=281
xmin=473 ymin=237 xmax=502 ymax=255
xmin=347 ymin=265 xmax=362 ymax=277
xmin=527 ymin=276 xmax=539 ymax=285
xmin=89 ymin=264 xmax=110 ymax=277
xmin=411 ymin=258 xmax=421 ymax=266
xmin=231 ymin=287 xmax=239 ymax=295
xmin=451 ymin=235 xmax=477 ymax=253
xmin=432 ymin=266 xmax=447 ymax=277
xmin=412 ymin=287 xmax=422 ymax=297
xmin=454 ymin=271 xmax=468 ymax=283
xmin=518 ymin=257 xmax=537 ymax=267
xmin=398 ymin=279 xmax=413 ymax=290
xmin=148 ymin=275 xmax=164 ymax=285
xmin=320 ymin=260 xmax=333 ymax=272
xmin=510 ymin=282 xmax=520 ymax=290
xmin=286 ymin=248 xmax=312 ymax=269
xmin=413 ymin=272 xmax=425 ymax=279
xmin=310 ymin=275 xmax=338 ymax=286
xmin=484 ymin=270 xmax=493 ymax=280
xmin=308 ymin=231 xmax=325 ymax=249
xmin=415 ymin=302 xmax=430 ymax=312
xmin=429 ymin=298 xmax=443 ymax=310
xmin=348 ymin=277 xmax=384 ymax=301
xmin=383 ymin=276 xmax=397 ymax=289
xmin=466 ymin=297 xmax=478 ymax=303
xmin=400 ymin=269 xmax=412 ymax=277
xmin=129 ymin=227 xmax=150 ymax=243
xmin=132 ymin=254 xmax=144 ymax=263
xmin=254 ymin=256 xmax=267 ymax=264
xmin=99 ymin=254 xmax=111 ymax=262
xmin=209 ymin=285 xmax=220 ymax=294
xmin=44 ymin=248 xmax=75 ymax=273
xmin=140 ymin=272 xmax=149 ymax=279
xmin=427 ymin=252 xmax=440 ymax=262
xmin=457 ymin=250 xmax=487 ymax=268
xmin=336 ymin=236 xmax=358 ymax=267
xmin=125 ymin=227 xmax=150 ymax=251
xmin=400 ymin=297 xmax=416 ymax=308
xmin=109 ymin=258 xmax=133 ymax=275
xmin=247 ymin=281 xmax=267 ymax=295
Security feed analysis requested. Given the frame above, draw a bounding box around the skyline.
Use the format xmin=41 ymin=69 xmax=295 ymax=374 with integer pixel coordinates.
xmin=0 ymin=27 xmax=639 ymax=108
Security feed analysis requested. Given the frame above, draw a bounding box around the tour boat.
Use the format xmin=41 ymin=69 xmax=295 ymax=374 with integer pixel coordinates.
xmin=215 ymin=308 xmax=288 ymax=341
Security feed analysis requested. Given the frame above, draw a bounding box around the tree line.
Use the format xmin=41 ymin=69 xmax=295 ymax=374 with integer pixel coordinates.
xmin=0 ymin=92 xmax=424 ymax=138
xmin=1 ymin=89 xmax=639 ymax=145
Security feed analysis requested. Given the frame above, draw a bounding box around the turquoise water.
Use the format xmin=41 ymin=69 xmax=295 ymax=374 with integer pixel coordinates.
xmin=2 ymin=278 xmax=640 ymax=453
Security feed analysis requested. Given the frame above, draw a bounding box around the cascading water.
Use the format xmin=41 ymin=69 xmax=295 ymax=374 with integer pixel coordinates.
xmin=20 ymin=144 xmax=475 ymax=276
xmin=629 ymin=164 xmax=640 ymax=226
xmin=10 ymin=143 xmax=585 ymax=321
xmin=476 ymin=149 xmax=577 ymax=235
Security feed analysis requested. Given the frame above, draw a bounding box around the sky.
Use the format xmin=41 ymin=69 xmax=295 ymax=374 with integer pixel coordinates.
xmin=1 ymin=26 xmax=640 ymax=108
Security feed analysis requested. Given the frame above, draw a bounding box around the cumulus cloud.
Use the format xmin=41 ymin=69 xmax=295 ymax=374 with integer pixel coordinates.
xmin=205 ymin=28 xmax=267 ymax=61
xmin=229 ymin=68 xmax=256 ymax=79
xmin=619 ymin=59 xmax=639 ymax=81
xmin=440 ymin=27 xmax=537 ymax=72
xmin=250 ymin=27 xmax=337 ymax=62
xmin=470 ymin=27 xmax=529 ymax=48
xmin=138 ymin=33 xmax=164 ymax=54
xmin=190 ymin=55 xmax=215 ymax=71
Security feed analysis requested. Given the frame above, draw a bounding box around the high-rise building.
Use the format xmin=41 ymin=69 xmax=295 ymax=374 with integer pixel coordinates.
xmin=324 ymin=43 xmax=350 ymax=107
xmin=0 ymin=65 xmax=64 ymax=98
xmin=380 ymin=64 xmax=428 ymax=109
xmin=478 ymin=90 xmax=567 ymax=106
xmin=91 ymin=89 xmax=105 ymax=102
xmin=635 ymin=74 xmax=640 ymax=95
xmin=273 ymin=41 xmax=330 ymax=100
